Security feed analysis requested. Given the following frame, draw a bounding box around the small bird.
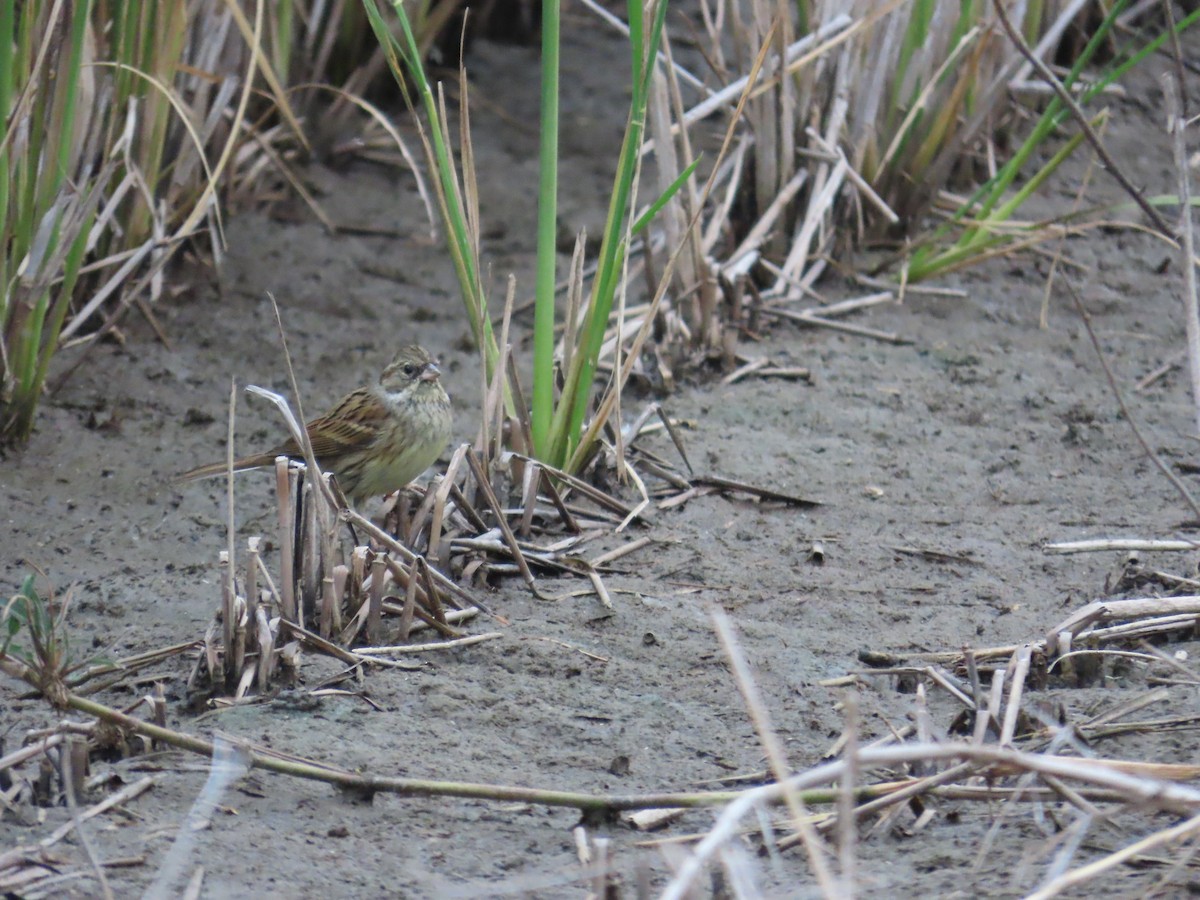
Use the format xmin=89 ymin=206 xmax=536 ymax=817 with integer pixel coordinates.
xmin=177 ymin=345 xmax=452 ymax=507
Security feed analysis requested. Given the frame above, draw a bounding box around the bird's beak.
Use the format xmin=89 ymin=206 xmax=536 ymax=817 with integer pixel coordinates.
xmin=420 ymin=363 xmax=441 ymax=383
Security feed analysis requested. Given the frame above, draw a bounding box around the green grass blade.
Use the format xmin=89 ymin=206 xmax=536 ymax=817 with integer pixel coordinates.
xmin=545 ymin=1 xmax=670 ymax=467
xmin=531 ymin=0 xmax=561 ymax=458
xmin=363 ymin=0 xmax=499 ymax=380
xmin=631 ymin=157 xmax=700 ymax=236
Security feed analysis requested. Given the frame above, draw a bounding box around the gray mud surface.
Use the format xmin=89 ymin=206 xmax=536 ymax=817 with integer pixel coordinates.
xmin=5 ymin=28 xmax=1200 ymax=899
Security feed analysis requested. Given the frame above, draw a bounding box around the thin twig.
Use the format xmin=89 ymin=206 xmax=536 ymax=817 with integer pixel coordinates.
xmin=1044 ymin=538 xmax=1198 ymax=553
xmin=352 ymin=632 xmax=503 ymax=655
xmin=1064 ymin=278 xmax=1200 ymax=520
xmin=711 ymin=608 xmax=840 ymax=896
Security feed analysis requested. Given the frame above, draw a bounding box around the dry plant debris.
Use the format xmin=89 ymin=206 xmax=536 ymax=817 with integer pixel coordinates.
xmin=182 ymin=376 xmax=810 ymax=706
xmin=655 ymin=549 xmax=1200 ymax=896
xmin=8 ymin=552 xmax=1200 ymax=896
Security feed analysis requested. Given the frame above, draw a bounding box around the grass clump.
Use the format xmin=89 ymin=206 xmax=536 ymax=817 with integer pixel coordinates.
xmin=1 ymin=573 xmax=83 ymax=708
xmin=0 ymin=0 xmax=102 ymax=445
xmin=674 ymin=1 xmax=1198 ymax=296
xmin=0 ymin=1 xmax=225 ymax=446
xmin=366 ymin=0 xmax=691 ymax=474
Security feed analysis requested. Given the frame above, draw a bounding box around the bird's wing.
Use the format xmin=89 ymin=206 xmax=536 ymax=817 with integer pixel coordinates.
xmin=278 ymin=389 xmax=384 ymax=460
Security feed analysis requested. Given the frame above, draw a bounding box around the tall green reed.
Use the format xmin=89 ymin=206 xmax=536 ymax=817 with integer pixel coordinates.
xmin=364 ymin=0 xmax=497 ymax=380
xmin=366 ymin=0 xmax=684 ymax=472
xmin=0 ymin=0 xmax=100 ymax=445
xmin=541 ymin=2 xmax=671 ymax=469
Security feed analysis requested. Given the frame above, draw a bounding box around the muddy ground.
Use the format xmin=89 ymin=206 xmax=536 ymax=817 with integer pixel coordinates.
xmin=5 ymin=21 xmax=1200 ymax=900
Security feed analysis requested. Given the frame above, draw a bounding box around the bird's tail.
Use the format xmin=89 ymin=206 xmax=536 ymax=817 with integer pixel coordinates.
xmin=173 ymin=453 xmax=282 ymax=485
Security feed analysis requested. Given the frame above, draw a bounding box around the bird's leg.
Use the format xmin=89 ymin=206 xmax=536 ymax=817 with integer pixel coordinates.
xmin=290 ymin=469 xmax=306 ymax=623
xmin=394 ymin=491 xmax=413 ymax=544
xmin=324 ymin=474 xmax=361 ymax=547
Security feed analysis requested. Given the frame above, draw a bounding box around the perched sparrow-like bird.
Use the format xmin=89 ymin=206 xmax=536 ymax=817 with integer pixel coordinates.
xmin=177 ymin=345 xmax=452 ymax=507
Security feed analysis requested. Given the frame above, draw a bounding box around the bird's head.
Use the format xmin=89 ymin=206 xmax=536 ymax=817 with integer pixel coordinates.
xmin=379 ymin=345 xmax=444 ymax=400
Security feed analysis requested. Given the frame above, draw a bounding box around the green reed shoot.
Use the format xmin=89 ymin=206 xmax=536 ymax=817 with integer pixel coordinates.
xmin=0 ymin=0 xmax=97 ymax=445
xmin=1 ymin=574 xmax=80 ymax=691
xmin=531 ymin=0 xmax=561 ymax=458
xmin=540 ymin=0 xmax=672 ymax=468
xmin=907 ymin=0 xmax=1200 ymax=280
xmin=364 ymin=0 xmax=499 ymax=383
xmin=367 ymin=0 xmax=686 ymax=471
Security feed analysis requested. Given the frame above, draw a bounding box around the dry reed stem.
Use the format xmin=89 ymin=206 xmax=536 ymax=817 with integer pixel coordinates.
xmin=1136 ymin=349 xmax=1188 ymax=391
xmin=345 ymin=510 xmax=488 ymax=614
xmin=428 ymin=445 xmax=468 ymax=564
xmin=689 ymin=475 xmax=819 ymax=507
xmin=465 ymin=448 xmax=537 ymax=591
xmin=1079 ymin=687 xmax=1174 ymax=733
xmin=660 ymin=740 xmax=1200 ymax=899
xmin=808 ymin=762 xmax=978 ymax=846
xmin=786 ymin=291 xmax=896 ymax=317
xmin=584 ymin=567 xmax=614 ymax=610
xmin=999 ymin=644 xmax=1033 ymax=745
xmin=447 ymin=479 xmax=491 ymax=532
xmin=262 ymin=294 xmax=338 ymax=521
xmin=1166 ymin=69 xmax=1200 ymax=434
xmin=1027 ymin=811 xmax=1200 ymax=900
xmin=65 ymin=641 xmax=202 ymax=692
xmin=352 ymin=632 xmax=503 ymax=655
xmin=644 ymin=14 xmax=855 ymax=154
xmin=222 ymin=379 xmax=238 ymax=688
xmin=589 ymin=536 xmax=654 ymax=568
xmin=665 ymin=35 xmax=718 ymax=349
xmin=400 ymin=558 xmax=418 ymax=640
xmin=0 ymin=733 xmax=67 ymax=779
xmin=711 ymin=608 xmax=840 ymax=896
xmin=274 ymin=458 xmax=297 ymax=621
xmin=367 ymin=555 xmax=386 ymax=645
xmin=59 ymin=738 xmax=113 ymax=900
xmin=253 ymin=606 xmax=273 ymax=693
xmin=765 ymin=306 xmax=910 ymax=344
xmin=0 ymin=775 xmax=156 ymax=871
xmin=836 ymin=689 xmax=859 ymax=895
xmin=1045 ymin=539 xmax=1199 ymax=553
xmin=509 ymin=454 xmax=636 ymax=519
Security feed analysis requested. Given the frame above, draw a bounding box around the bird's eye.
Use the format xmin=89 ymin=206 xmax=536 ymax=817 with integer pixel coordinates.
xmin=402 ymin=364 xmax=417 ymax=376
